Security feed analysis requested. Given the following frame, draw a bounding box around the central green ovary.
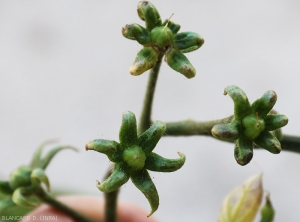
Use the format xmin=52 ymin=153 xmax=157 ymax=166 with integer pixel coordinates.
xmin=123 ymin=145 xmax=146 ymax=170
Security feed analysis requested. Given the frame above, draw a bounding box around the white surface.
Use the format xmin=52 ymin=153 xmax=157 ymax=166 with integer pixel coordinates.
xmin=0 ymin=0 xmax=300 ymax=221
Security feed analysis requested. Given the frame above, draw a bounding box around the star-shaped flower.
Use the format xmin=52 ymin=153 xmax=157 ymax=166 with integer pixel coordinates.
xmin=122 ymin=1 xmax=204 ymax=79
xmin=85 ymin=111 xmax=185 ymax=216
xmin=0 ymin=142 xmax=75 ymax=211
xmin=211 ymin=85 xmax=288 ymax=166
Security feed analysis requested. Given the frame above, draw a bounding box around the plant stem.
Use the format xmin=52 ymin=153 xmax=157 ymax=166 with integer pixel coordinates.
xmin=164 ymin=116 xmax=300 ymax=153
xmin=104 ymin=165 xmax=119 ymax=222
xmin=164 ymin=116 xmax=234 ymax=136
xmin=281 ymin=135 xmax=300 ymax=153
xmin=36 ymin=189 xmax=94 ymax=222
xmin=138 ymin=53 xmax=164 ymax=134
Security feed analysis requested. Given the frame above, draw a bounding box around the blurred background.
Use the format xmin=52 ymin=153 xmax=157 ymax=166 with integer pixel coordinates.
xmin=0 ymin=0 xmax=300 ymax=221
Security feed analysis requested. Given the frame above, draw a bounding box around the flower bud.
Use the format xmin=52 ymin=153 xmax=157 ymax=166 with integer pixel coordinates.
xmin=122 ymin=23 xmax=151 ymax=45
xmin=260 ymin=194 xmax=275 ymax=222
xmin=137 ymin=1 xmax=162 ymax=30
xmin=130 ymin=47 xmax=158 ymax=75
xmin=12 ymin=187 xmax=39 ymax=208
xmin=9 ymin=166 xmax=32 ymax=190
xmin=218 ymin=174 xmax=263 ymax=222
xmin=30 ymin=168 xmax=50 ymax=191
xmin=150 ymin=26 xmax=173 ymax=48
xmin=165 ymin=48 xmax=196 ymax=78
xmin=172 ymin=32 xmax=204 ymax=53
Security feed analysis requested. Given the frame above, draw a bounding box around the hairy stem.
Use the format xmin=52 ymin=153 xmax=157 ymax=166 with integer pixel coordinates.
xmin=164 ymin=116 xmax=300 ymax=153
xmin=36 ymin=189 xmax=94 ymax=222
xmin=164 ymin=116 xmax=234 ymax=136
xmin=104 ymin=165 xmax=119 ymax=222
xmin=138 ymin=54 xmax=164 ymax=134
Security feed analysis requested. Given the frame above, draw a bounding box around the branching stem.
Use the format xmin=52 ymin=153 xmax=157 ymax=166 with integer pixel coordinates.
xmin=138 ymin=53 xmax=164 ymax=134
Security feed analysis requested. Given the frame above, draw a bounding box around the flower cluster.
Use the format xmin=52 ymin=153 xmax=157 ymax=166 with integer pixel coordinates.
xmin=212 ymin=85 xmax=288 ymax=166
xmin=85 ymin=111 xmax=185 ymax=216
xmin=122 ymin=1 xmax=204 ymax=78
xmin=0 ymin=142 xmax=75 ymax=211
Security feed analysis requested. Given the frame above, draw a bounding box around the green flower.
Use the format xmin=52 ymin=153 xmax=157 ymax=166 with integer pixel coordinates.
xmin=122 ymin=1 xmax=204 ymax=79
xmin=85 ymin=111 xmax=185 ymax=216
xmin=0 ymin=141 xmax=76 ymax=211
xmin=211 ymin=85 xmax=288 ymax=166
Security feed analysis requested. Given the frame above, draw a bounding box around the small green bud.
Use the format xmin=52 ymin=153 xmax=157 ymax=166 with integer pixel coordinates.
xmin=12 ymin=187 xmax=39 ymax=208
xmin=130 ymin=47 xmax=158 ymax=75
xmin=122 ymin=23 xmax=151 ymax=45
xmin=162 ymin=19 xmax=181 ymax=34
xmin=165 ymin=48 xmax=196 ymax=78
xmin=137 ymin=1 xmax=162 ymax=30
xmin=123 ymin=145 xmax=146 ymax=170
xmin=260 ymin=194 xmax=275 ymax=222
xmin=242 ymin=114 xmax=265 ymax=140
xmin=150 ymin=26 xmax=173 ymax=48
xmin=9 ymin=166 xmax=32 ymax=190
xmin=172 ymin=32 xmax=204 ymax=53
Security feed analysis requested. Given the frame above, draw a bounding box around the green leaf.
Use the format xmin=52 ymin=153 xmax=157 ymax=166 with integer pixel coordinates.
xmin=119 ymin=111 xmax=138 ymax=148
xmin=137 ymin=1 xmax=162 ymax=30
xmin=129 ymin=47 xmax=159 ymax=75
xmin=251 ymin=91 xmax=277 ymax=118
xmin=138 ymin=120 xmax=166 ymax=153
xmin=97 ymin=163 xmax=129 ymax=193
xmin=224 ymin=85 xmax=251 ymax=120
xmin=234 ymin=138 xmax=253 ymax=166
xmin=131 ymin=169 xmax=158 ymax=217
xmin=0 ymin=198 xmax=15 ymax=212
xmin=172 ymin=32 xmax=204 ymax=53
xmin=30 ymin=168 xmax=50 ymax=191
xmin=145 ymin=152 xmax=185 ymax=172
xmin=165 ymin=48 xmax=196 ymax=78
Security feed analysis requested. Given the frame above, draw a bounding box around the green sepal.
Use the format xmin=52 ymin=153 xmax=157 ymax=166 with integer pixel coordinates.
xmin=12 ymin=187 xmax=39 ymax=208
xmin=119 ymin=111 xmax=138 ymax=148
xmin=37 ymin=146 xmax=77 ymax=170
xmin=251 ymin=91 xmax=277 ymax=118
xmin=97 ymin=163 xmax=129 ymax=193
xmin=224 ymin=85 xmax=251 ymax=120
xmin=9 ymin=166 xmax=32 ymax=190
xmin=138 ymin=120 xmax=166 ymax=153
xmin=129 ymin=47 xmax=159 ymax=75
xmin=211 ymin=120 xmax=240 ymax=142
xmin=165 ymin=48 xmax=196 ymax=79
xmin=0 ymin=198 xmax=15 ymax=212
xmin=122 ymin=23 xmax=151 ymax=45
xmin=30 ymin=140 xmax=58 ymax=168
xmin=260 ymin=194 xmax=275 ymax=222
xmin=85 ymin=139 xmax=120 ymax=162
xmin=254 ymin=131 xmax=281 ymax=154
xmin=162 ymin=19 xmax=181 ymax=34
xmin=234 ymin=138 xmax=253 ymax=166
xmin=264 ymin=114 xmax=288 ymax=131
xmin=0 ymin=181 xmax=14 ymax=195
xmin=137 ymin=1 xmax=162 ymax=31
xmin=172 ymin=32 xmax=204 ymax=53
xmin=131 ymin=169 xmax=158 ymax=217
xmin=30 ymin=168 xmax=50 ymax=192
xmin=150 ymin=26 xmax=173 ymax=48
xmin=145 ymin=152 xmax=185 ymax=172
